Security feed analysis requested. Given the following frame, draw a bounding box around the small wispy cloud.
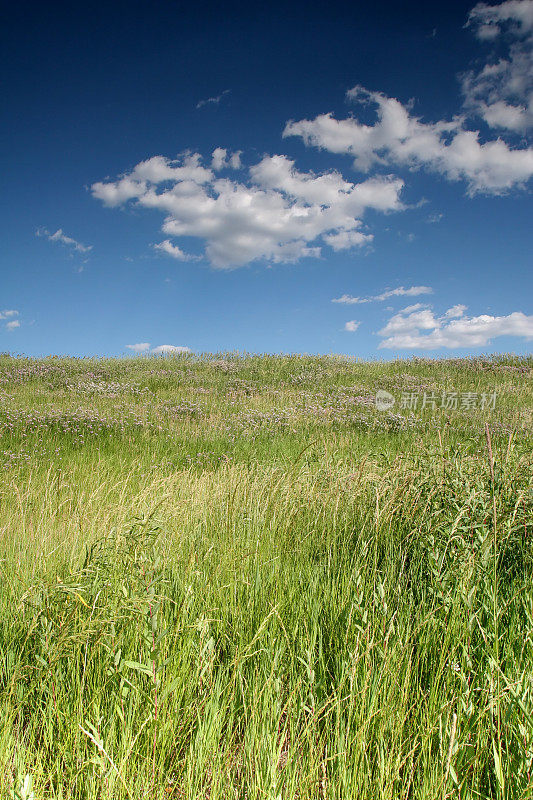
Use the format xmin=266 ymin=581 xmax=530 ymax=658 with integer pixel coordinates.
xmin=0 ymin=310 xmax=19 ymax=319
xmin=196 ymin=89 xmax=230 ymax=109
xmin=126 ymin=343 xmax=191 ymax=355
xmin=443 ymin=304 xmax=468 ymax=318
xmin=125 ymin=343 xmax=151 ymax=353
xmin=153 ymin=240 xmax=199 ymax=261
xmin=36 ymin=227 xmax=92 ymax=254
xmin=332 ymin=285 xmax=433 ymax=305
xmin=6 ymin=320 xmax=20 ymax=330
xmin=344 ymin=320 xmax=361 ymax=332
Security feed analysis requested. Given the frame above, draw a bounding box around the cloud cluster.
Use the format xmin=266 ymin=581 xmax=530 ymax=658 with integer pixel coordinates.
xmin=333 ymin=285 xmax=433 ymax=304
xmin=37 ymin=227 xmax=92 ymax=254
xmin=92 ymin=153 xmax=404 ymax=268
xmin=467 ymin=0 xmax=533 ymax=41
xmin=0 ymin=310 xmax=20 ymax=331
xmin=125 ymin=343 xmax=191 ymax=354
xmin=377 ymin=302 xmax=533 ymax=348
xmin=284 ymin=83 xmax=533 ymax=194
xmin=285 ymin=3 xmax=533 ymax=194
xmin=462 ymin=0 xmax=533 ymax=132
xmin=91 ymin=1 xmax=532 ymax=274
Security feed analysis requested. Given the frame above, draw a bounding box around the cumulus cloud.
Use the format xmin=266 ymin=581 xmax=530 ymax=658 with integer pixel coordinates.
xmin=196 ymin=89 xmax=230 ymax=109
xmin=6 ymin=320 xmax=20 ymax=330
xmin=344 ymin=320 xmax=361 ymax=331
xmin=36 ymin=227 xmax=92 ymax=253
xmin=378 ymin=302 xmax=533 ymax=348
xmin=332 ymin=285 xmax=433 ymax=304
xmin=126 ymin=343 xmax=191 ymax=354
xmin=462 ymin=1 xmax=533 ymax=132
xmin=92 ymin=155 xmax=213 ymax=207
xmin=211 ymin=148 xmax=242 ymax=171
xmin=249 ymin=154 xmax=403 ymax=212
xmin=92 ymin=153 xmax=403 ymax=269
xmin=285 ymin=3 xmax=533 ymax=192
xmin=284 ymin=83 xmax=533 ymax=194
xmin=212 ymin=147 xmax=227 ymax=171
xmin=0 ymin=310 xmax=19 ymax=319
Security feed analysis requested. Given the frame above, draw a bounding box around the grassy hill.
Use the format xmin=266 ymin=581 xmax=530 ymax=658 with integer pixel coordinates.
xmin=0 ymin=353 xmax=532 ymax=799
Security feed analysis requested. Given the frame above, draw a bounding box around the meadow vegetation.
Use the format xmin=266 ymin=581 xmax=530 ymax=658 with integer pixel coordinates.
xmin=0 ymin=352 xmax=531 ymax=799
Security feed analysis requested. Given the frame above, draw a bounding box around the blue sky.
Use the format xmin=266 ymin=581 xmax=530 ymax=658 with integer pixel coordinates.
xmin=2 ymin=0 xmax=532 ymax=357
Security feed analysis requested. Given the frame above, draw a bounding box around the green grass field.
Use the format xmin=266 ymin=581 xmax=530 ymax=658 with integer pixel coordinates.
xmin=0 ymin=352 xmax=532 ymax=799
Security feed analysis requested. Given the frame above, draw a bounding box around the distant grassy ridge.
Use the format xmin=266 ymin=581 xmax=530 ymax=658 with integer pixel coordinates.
xmin=0 ymin=354 xmax=531 ymax=798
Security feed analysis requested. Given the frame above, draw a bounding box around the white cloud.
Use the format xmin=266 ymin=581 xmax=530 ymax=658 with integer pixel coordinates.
xmin=249 ymin=154 xmax=403 ymax=212
xmin=378 ymin=303 xmax=533 ymax=348
xmin=126 ymin=343 xmax=151 ymax=352
xmin=153 ymin=240 xmax=198 ymax=261
xmin=284 ymin=83 xmax=533 ymax=194
xmin=443 ymin=303 xmax=468 ymax=318
xmin=332 ymin=294 xmax=365 ymax=304
xmin=332 ymin=285 xmax=433 ymax=304
xmin=462 ymin=1 xmax=533 ymax=132
xmin=324 ymin=229 xmax=371 ymax=250
xmin=196 ymin=89 xmax=230 ymax=109
xmin=36 ymin=227 xmax=92 ymax=253
xmin=92 ymin=155 xmax=213 ymax=207
xmin=92 ymin=153 xmax=403 ymax=269
xmin=125 ymin=343 xmax=192 ymax=354
xmin=92 ymin=4 xmax=532 ymax=271
xmin=211 ymin=148 xmax=227 ymax=171
xmin=285 ymin=3 xmax=533 ymax=188
xmin=390 ymin=286 xmax=434 ymax=298
xmin=211 ymin=148 xmax=242 ymax=171
xmin=151 ymin=345 xmax=191 ymax=354
xmin=344 ymin=320 xmax=361 ymax=331
xmin=399 ymin=303 xmax=429 ymax=314
xmin=467 ymin=1 xmax=533 ymax=39
xmin=1 ymin=310 xmax=20 ymax=330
